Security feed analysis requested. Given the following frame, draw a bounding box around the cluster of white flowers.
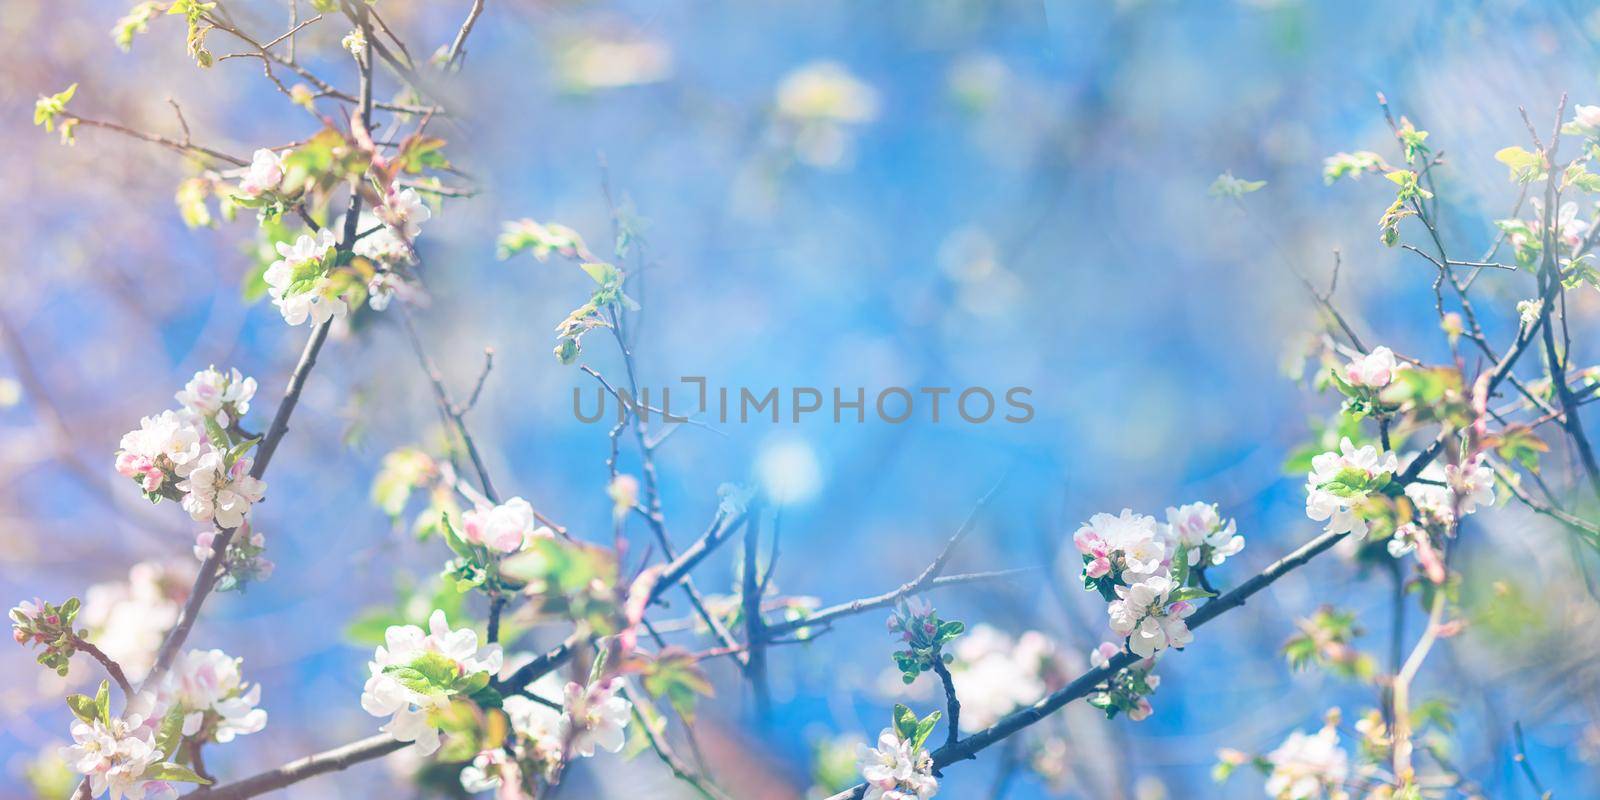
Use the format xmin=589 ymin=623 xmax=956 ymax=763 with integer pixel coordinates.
xmin=376 ymin=187 xmax=431 ymax=243
xmin=857 ymin=728 xmax=938 ymax=800
xmin=1530 ymin=198 xmax=1589 ymax=253
xmin=949 ymin=626 xmax=1061 ymax=731
xmin=1166 ymin=502 xmax=1246 ymax=569
xmin=1403 ymin=453 xmax=1495 ymax=522
xmin=163 ymin=648 xmax=268 ymax=744
xmin=1304 ymin=437 xmax=1398 ymax=540
xmin=459 ymin=496 xmax=553 ymax=554
xmin=1385 ymin=453 xmax=1496 ymax=559
xmin=80 ymin=562 xmax=189 ymax=683
xmin=361 ymin=610 xmax=503 ymax=755
xmin=264 ymin=229 xmax=348 ymax=327
xmin=456 ymin=673 xmax=632 ymax=794
xmin=1107 ymin=574 xmax=1195 ymax=658
xmin=1341 ymin=345 xmax=1405 ymax=390
xmin=54 ymin=644 xmax=263 ymax=798
xmin=175 ymin=451 xmax=266 ymax=530
xmin=1071 ymin=504 xmax=1239 ymax=658
xmin=238 ymin=148 xmax=284 ymax=198
xmin=1073 ymin=509 xmax=1168 ymax=581
xmin=1264 ymin=725 xmax=1349 ymax=800
xmin=559 ymin=678 xmax=633 ymax=757
xmin=63 ymin=692 xmax=177 ymax=800
xmin=115 ymin=368 xmax=267 ymax=529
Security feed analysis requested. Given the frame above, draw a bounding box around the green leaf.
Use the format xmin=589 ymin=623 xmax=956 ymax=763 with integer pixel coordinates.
xmin=1208 ymin=171 xmax=1266 ymax=199
xmin=143 ymin=763 xmax=211 ymax=785
xmin=910 ymin=711 xmax=942 ymax=752
xmin=1169 ymin=586 xmax=1215 ymax=603
xmin=94 ymin=680 xmax=110 ymax=725
xmin=934 ymin=620 xmax=965 ymax=644
xmin=454 ymin=669 xmax=491 ymax=695
xmin=1494 ymin=146 xmax=1546 ymax=184
xmin=66 ymin=694 xmax=99 ymax=725
xmin=155 ymin=709 xmax=186 ymax=759
xmin=383 ymin=651 xmax=461 ymax=696
xmin=892 ymin=704 xmax=918 ymax=741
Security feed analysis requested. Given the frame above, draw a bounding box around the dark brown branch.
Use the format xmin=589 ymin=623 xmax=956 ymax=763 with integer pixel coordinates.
xmin=64 ymin=116 xmax=247 ymax=166
xmin=741 ymin=511 xmax=771 ymax=719
xmin=444 ymin=0 xmax=486 ymax=69
xmin=73 ymin=638 xmax=133 ymax=697
xmin=183 ymin=734 xmax=407 ymax=799
xmin=763 ymin=568 xmax=1034 ymax=638
xmin=929 ymin=656 xmax=961 ymax=750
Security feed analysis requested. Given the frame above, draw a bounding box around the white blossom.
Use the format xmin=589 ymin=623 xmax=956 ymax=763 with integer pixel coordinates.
xmin=1517 ymin=299 xmax=1541 ymax=325
xmin=61 ymin=692 xmax=177 ymax=800
xmin=1073 ymin=509 xmax=1170 ymax=582
xmin=560 ymin=679 xmax=631 ymax=758
xmin=377 ymin=188 xmax=430 ymax=241
xmin=1107 ymin=574 xmax=1194 ymax=659
xmin=1264 ymin=726 xmax=1349 ymax=800
xmin=1165 ymin=501 xmax=1244 ymax=567
xmin=1342 ymin=345 xmax=1404 ymax=389
xmin=361 ymin=609 xmax=503 ymax=756
xmin=1305 ymin=437 xmax=1397 ymax=540
xmin=238 ymin=148 xmax=283 ymax=197
xmin=1403 ymin=453 xmax=1495 ymax=522
xmin=264 ymin=229 xmax=347 ymax=327
xmin=857 ymin=727 xmax=938 ymax=800
xmin=949 ymin=626 xmax=1056 ymax=731
xmin=460 ymin=497 xmax=550 ymax=554
xmin=174 ymin=451 xmax=266 ymax=529
xmin=175 ymin=367 xmax=256 ymax=428
xmin=163 ymin=649 xmax=267 ymax=744
xmin=80 ymin=562 xmax=189 ymax=683
xmin=115 ymin=410 xmax=203 ymax=493
xmin=341 ymin=29 xmax=367 ymax=57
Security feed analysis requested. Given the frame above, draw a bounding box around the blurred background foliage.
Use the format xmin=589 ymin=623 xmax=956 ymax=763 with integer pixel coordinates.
xmin=2 ymin=0 xmax=1599 ymax=797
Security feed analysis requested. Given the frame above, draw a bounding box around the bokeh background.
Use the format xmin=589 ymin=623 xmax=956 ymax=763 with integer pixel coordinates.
xmin=3 ymin=0 xmax=1600 ymax=797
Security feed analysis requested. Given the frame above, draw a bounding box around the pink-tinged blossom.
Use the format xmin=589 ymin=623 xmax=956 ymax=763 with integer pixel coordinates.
xmin=238 ymin=148 xmax=284 ymax=197
xmin=950 ymin=626 xmax=1060 ymax=731
xmin=1107 ymin=574 xmax=1194 ymax=658
xmin=1342 ymin=345 xmax=1404 ymax=389
xmin=164 ymin=649 xmax=267 ymax=743
xmin=361 ymin=610 xmax=502 ymax=756
xmin=80 ymin=562 xmax=189 ymax=683
xmin=1576 ymin=104 xmax=1600 ymax=130
xmin=175 ymin=452 xmax=266 ymax=529
xmin=1127 ymin=697 xmax=1154 ymax=721
xmin=1529 ymin=198 xmax=1589 ymax=252
xmin=61 ymin=692 xmax=178 ymax=800
xmin=1164 ymin=501 xmax=1244 ymax=567
xmin=115 ymin=411 xmax=204 ymax=493
xmin=377 ymin=187 xmax=431 ymax=241
xmin=857 ymin=728 xmax=938 ymax=800
xmin=1264 ymin=725 xmax=1349 ymax=800
xmin=175 ymin=367 xmax=256 ymax=428
xmin=1073 ymin=509 xmax=1169 ymax=582
xmin=560 ymin=679 xmax=632 ymax=758
xmin=1089 ymin=641 xmax=1121 ymax=669
xmin=460 ymin=497 xmax=545 ymax=554
xmin=1404 ymin=453 xmax=1495 ymax=523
